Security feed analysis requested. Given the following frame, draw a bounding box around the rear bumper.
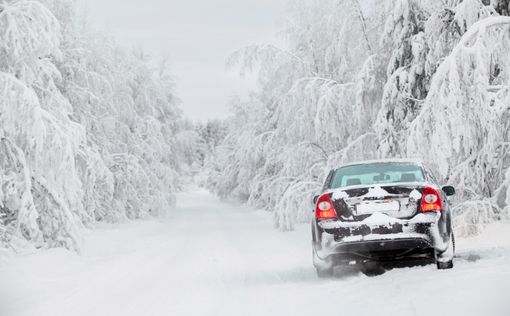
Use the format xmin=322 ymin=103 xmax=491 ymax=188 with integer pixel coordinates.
xmin=314 ymin=212 xmax=448 ymax=262
xmin=320 ymin=237 xmax=435 ymax=264
xmin=328 ymin=237 xmax=433 ymax=254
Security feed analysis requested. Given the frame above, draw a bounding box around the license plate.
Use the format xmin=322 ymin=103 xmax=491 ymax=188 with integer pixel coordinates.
xmin=356 ymin=200 xmax=400 ymax=215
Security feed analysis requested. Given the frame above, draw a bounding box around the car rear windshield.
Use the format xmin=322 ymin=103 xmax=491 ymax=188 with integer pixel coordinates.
xmin=330 ymin=162 xmax=425 ymax=189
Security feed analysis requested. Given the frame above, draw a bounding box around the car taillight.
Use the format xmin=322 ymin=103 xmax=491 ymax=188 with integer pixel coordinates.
xmin=420 ymin=187 xmax=443 ymax=212
xmin=315 ymin=194 xmax=337 ymax=220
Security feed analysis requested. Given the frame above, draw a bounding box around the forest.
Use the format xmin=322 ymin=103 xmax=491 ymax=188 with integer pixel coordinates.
xmin=0 ymin=0 xmax=199 ymax=251
xmin=1 ymin=0 xmax=510 ymax=253
xmin=206 ymin=0 xmax=510 ymax=236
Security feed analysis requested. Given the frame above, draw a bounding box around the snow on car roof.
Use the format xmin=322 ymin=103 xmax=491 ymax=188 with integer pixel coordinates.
xmin=334 ymin=158 xmax=424 ymax=170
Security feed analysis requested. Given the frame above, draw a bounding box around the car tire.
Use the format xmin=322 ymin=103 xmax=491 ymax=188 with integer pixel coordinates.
xmin=436 ymin=232 xmax=455 ymax=270
xmin=361 ymin=261 xmax=386 ymax=276
xmin=437 ymin=260 xmax=454 ymax=269
xmin=313 ymin=248 xmax=334 ymax=278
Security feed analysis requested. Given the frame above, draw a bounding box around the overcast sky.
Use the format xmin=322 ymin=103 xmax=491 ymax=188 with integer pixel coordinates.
xmin=76 ymin=0 xmax=288 ymax=122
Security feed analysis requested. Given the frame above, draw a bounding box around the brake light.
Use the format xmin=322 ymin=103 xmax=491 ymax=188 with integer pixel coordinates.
xmin=315 ymin=194 xmax=337 ymax=219
xmin=420 ymin=187 xmax=443 ymax=212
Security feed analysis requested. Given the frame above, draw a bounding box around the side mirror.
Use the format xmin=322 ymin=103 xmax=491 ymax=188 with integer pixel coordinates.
xmin=442 ymin=186 xmax=456 ymax=196
xmin=312 ymin=195 xmax=319 ymax=205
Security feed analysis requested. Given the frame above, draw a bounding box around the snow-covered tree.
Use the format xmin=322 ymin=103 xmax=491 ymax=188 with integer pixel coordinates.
xmin=209 ymin=0 xmax=510 ymax=235
xmin=408 ymin=16 xmax=510 ymax=235
xmin=0 ymin=0 xmax=86 ymax=249
xmin=208 ymin=0 xmax=387 ymax=230
xmin=0 ymin=0 xmax=197 ymax=250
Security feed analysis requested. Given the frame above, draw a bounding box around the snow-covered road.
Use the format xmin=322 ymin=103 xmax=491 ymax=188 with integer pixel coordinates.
xmin=1 ymin=189 xmax=510 ymax=316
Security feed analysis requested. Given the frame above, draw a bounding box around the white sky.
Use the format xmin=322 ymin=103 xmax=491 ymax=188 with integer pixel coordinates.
xmin=76 ymin=0 xmax=288 ymax=122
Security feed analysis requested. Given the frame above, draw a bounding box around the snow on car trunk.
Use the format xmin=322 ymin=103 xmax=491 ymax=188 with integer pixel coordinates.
xmin=331 ymin=184 xmax=425 ymax=219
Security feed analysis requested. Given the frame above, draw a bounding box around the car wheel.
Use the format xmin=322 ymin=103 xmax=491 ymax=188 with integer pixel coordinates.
xmin=437 ymin=260 xmax=454 ymax=269
xmin=436 ymin=232 xmax=455 ymax=270
xmin=361 ymin=261 xmax=386 ymax=276
xmin=313 ymin=248 xmax=334 ymax=278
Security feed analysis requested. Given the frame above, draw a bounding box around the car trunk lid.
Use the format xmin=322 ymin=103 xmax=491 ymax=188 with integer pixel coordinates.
xmin=330 ymin=184 xmax=425 ymax=220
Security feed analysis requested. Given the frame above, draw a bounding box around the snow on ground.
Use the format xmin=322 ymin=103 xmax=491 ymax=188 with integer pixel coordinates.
xmin=1 ymin=188 xmax=510 ymax=316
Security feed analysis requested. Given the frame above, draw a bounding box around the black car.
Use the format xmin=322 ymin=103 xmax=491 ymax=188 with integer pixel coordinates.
xmin=312 ymin=160 xmax=456 ymax=277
